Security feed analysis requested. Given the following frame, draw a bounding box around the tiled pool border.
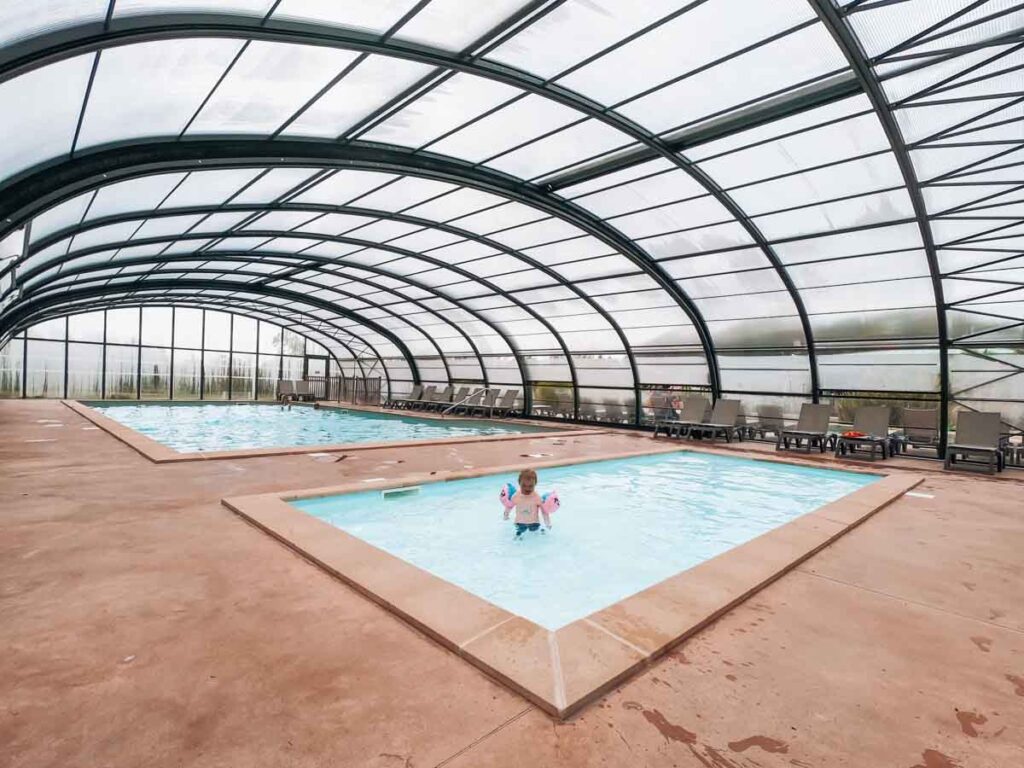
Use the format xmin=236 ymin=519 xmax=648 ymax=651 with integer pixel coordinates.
xmin=221 ymin=445 xmax=922 ymax=719
xmin=60 ymin=399 xmax=592 ymax=463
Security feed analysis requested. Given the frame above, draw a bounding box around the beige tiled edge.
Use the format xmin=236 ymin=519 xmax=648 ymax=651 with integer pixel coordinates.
xmin=222 ymin=456 xmax=922 ymax=718
xmin=61 ymin=399 xmax=601 ymax=464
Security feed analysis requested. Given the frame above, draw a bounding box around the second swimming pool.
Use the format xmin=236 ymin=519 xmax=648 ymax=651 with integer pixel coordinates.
xmin=294 ymin=452 xmax=877 ymax=630
xmin=86 ymin=402 xmax=548 ymax=453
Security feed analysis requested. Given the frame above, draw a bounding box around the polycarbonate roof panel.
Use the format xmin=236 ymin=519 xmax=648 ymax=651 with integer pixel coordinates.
xmin=185 ymin=41 xmax=357 ymax=135
xmin=78 ymin=40 xmax=247 ymax=149
xmin=0 ymin=55 xmax=92 ymax=181
xmin=281 ymin=55 xmax=435 ymax=139
xmin=115 ymin=1 xmax=275 ymax=18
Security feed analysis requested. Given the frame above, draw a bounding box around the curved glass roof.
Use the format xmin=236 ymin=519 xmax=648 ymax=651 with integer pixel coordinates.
xmin=1 ymin=1 xmax=1022 ymax=435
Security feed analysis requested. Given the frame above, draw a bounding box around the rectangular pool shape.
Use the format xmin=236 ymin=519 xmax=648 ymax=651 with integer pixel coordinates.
xmin=85 ymin=402 xmax=550 ymax=453
xmin=294 ymin=452 xmax=879 ymax=631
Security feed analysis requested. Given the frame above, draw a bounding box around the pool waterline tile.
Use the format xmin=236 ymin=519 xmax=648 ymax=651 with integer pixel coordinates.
xmin=62 ymin=399 xmax=593 ymax=463
xmin=222 ymin=450 xmax=922 ymax=718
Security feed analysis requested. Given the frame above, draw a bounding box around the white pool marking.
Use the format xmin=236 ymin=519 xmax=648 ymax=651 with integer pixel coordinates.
xmin=906 ymin=491 xmax=935 ymax=499
xmin=362 ymin=477 xmax=387 ymax=483
xmin=42 ymin=424 xmax=64 ymax=428
xmin=306 ymin=452 xmax=333 ymax=458
xmin=25 ymin=438 xmax=57 ymax=443
xmin=81 ymin=426 xmax=100 ymax=430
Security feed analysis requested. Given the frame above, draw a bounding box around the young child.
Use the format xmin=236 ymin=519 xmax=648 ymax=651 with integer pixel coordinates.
xmin=504 ymin=468 xmax=551 ymax=538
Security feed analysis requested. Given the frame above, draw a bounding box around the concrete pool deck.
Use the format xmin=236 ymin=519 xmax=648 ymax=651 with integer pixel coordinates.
xmin=2 ymin=399 xmax=1023 ymax=766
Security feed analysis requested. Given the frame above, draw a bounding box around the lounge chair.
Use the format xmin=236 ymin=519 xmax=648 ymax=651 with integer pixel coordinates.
xmin=469 ymin=389 xmax=500 ymax=417
xmin=834 ymin=405 xmax=891 ymax=461
xmin=450 ymin=389 xmax=484 ymax=415
xmin=579 ymin=403 xmax=601 ymax=421
xmin=752 ymin=404 xmax=785 ymax=441
xmin=653 ymin=396 xmax=710 ymax=438
xmin=406 ymin=385 xmax=437 ymax=410
xmin=293 ymin=380 xmax=315 ymax=402
xmin=491 ymin=389 xmax=520 ymax=418
xmin=945 ymin=411 xmax=1004 ymax=474
xmin=390 ymin=384 xmax=422 ymax=409
xmin=776 ymin=403 xmax=832 ymax=453
xmin=689 ymin=399 xmax=743 ymax=443
xmin=898 ymin=408 xmax=940 ymax=455
xmin=438 ymin=386 xmax=470 ymax=412
xmin=422 ymin=385 xmax=454 ymax=412
xmin=277 ymin=380 xmax=295 ymax=402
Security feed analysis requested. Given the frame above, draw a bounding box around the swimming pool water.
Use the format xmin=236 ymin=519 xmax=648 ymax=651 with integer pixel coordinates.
xmin=294 ymin=452 xmax=877 ymax=630
xmin=88 ymin=403 xmax=545 ymax=453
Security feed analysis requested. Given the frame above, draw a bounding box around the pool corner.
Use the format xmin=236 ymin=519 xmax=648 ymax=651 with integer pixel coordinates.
xmin=221 ymin=457 xmax=923 ymax=719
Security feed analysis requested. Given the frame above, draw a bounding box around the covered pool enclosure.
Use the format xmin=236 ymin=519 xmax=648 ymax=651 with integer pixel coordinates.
xmin=1 ymin=1 xmax=1022 ymax=458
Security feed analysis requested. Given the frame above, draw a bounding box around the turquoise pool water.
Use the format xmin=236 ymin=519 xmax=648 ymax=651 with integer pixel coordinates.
xmin=294 ymin=452 xmax=877 ymax=630
xmin=87 ymin=403 xmax=545 ymax=453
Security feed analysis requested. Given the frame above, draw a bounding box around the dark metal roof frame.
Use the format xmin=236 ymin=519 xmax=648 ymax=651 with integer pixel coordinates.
xmin=0 ymin=142 xmax=719 ymax=407
xmin=27 ymin=200 xmax=648 ymax=419
xmin=0 ymin=16 xmax=813 ymax=394
xmin=12 ymin=295 xmax=356 ymax=383
xmin=1 ymin=279 xmax=420 ymax=391
xmin=812 ymin=0 xmax=951 ymax=456
xmin=12 ymin=226 xmax=582 ymax=415
xmin=12 ymin=250 xmax=553 ymax=394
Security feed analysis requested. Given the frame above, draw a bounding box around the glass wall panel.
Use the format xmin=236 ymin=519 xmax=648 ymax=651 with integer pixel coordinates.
xmin=140 ymin=347 xmax=171 ymax=399
xmin=105 ymin=308 xmax=140 ymax=345
xmin=141 ymin=307 xmax=173 ymax=347
xmin=25 ymin=339 xmax=64 ymax=398
xmin=67 ymin=342 xmax=103 ymax=398
xmin=173 ymin=349 xmax=202 ymax=400
xmin=231 ymin=352 xmax=256 ymax=399
xmin=28 ymin=317 xmax=66 ymax=340
xmin=232 ymin=316 xmax=258 ymax=353
xmin=259 ymin=321 xmax=283 ymax=354
xmin=104 ymin=344 xmax=138 ymax=399
xmin=578 ymin=387 xmax=635 ymax=424
xmin=281 ymin=355 xmax=304 ymax=381
xmin=0 ymin=338 xmax=24 ymax=397
xmin=257 ymin=354 xmax=281 ymax=399
xmin=203 ymin=311 xmax=232 ymax=351
xmin=203 ymin=349 xmax=231 ymax=399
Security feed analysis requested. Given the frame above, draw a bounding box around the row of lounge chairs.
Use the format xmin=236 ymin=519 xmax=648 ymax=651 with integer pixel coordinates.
xmin=387 ymin=385 xmax=520 ymax=418
xmin=276 ymin=380 xmax=315 ymax=402
xmin=654 ymin=397 xmax=1013 ymax=473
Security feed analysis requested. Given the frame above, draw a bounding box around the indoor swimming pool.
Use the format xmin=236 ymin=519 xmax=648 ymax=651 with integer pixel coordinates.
xmin=86 ymin=402 xmax=547 ymax=453
xmin=294 ymin=451 xmax=878 ymax=630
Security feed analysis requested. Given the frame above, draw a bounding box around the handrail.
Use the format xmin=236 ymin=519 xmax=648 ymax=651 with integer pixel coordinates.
xmin=442 ymin=386 xmax=490 ymax=415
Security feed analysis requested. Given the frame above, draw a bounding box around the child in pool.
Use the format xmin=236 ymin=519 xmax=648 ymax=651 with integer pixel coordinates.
xmin=504 ymin=468 xmax=551 ymax=538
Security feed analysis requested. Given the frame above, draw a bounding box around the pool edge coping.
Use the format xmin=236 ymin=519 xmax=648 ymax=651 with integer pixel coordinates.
xmin=60 ymin=399 xmax=598 ymax=463
xmin=220 ymin=447 xmax=923 ymax=719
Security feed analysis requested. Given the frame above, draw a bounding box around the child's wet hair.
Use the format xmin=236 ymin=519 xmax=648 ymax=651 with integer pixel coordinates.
xmin=518 ymin=468 xmax=537 ymax=484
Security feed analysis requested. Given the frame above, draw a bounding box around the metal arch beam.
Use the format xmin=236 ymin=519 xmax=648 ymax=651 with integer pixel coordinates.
xmin=54 ymin=257 xmax=473 ymax=383
xmin=5 ymin=292 xmax=377 ymax=386
xmin=16 ymin=250 xmax=527 ymax=394
xmin=11 ymin=249 xmax=532 ymax=403
xmin=5 ymin=286 xmax=385 ymax=389
xmin=0 ymin=278 xmax=421 ymax=392
xmin=5 ymin=285 xmax=404 ymax=399
xmin=30 ymin=201 xmax=644 ymax=419
xmin=8 ymin=245 xmax=532 ymax=408
xmin=13 ymin=296 xmax=357 ymax=386
xmin=812 ymin=0 xmax=950 ymax=455
xmin=12 ymin=225 xmax=584 ymax=419
xmin=0 ymin=148 xmax=720 ymax=403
